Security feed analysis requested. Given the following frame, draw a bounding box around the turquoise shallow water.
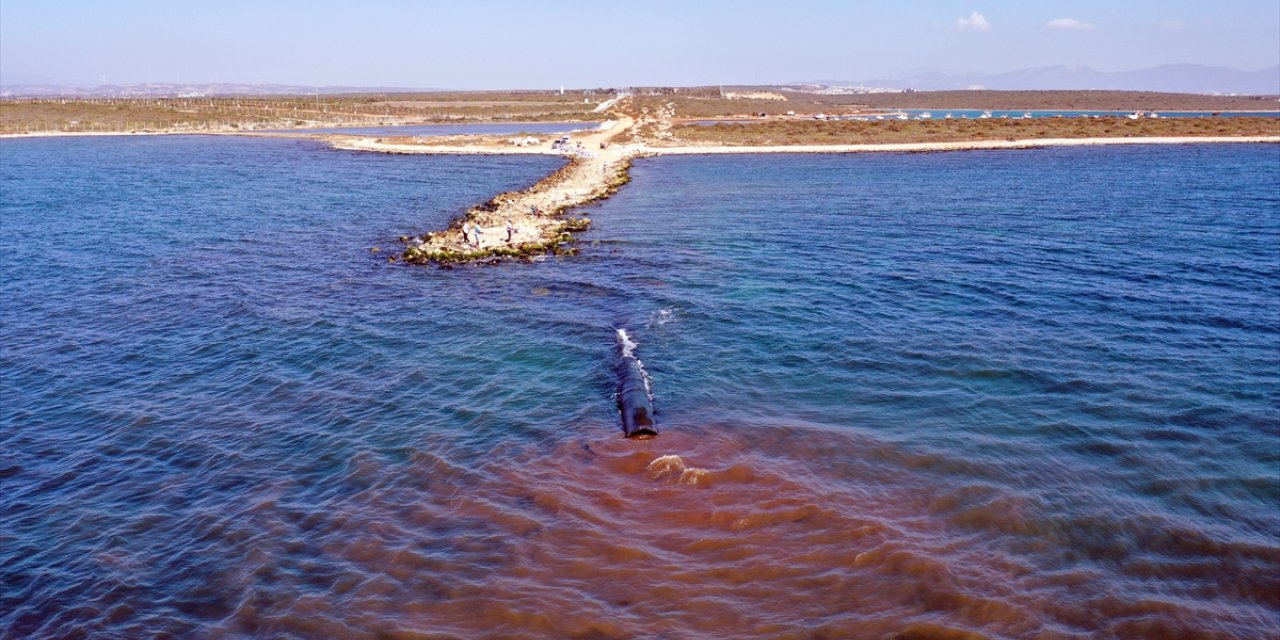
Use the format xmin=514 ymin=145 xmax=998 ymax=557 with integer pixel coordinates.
xmin=2 ymin=137 xmax=1278 ymax=638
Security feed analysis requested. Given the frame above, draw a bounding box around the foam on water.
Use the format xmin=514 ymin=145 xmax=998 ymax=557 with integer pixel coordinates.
xmin=614 ymin=328 xmax=652 ymax=395
xmin=615 ymin=327 xmax=638 ymax=359
xmin=647 ymin=453 xmax=710 ymax=485
xmin=647 ymin=307 xmax=678 ymax=329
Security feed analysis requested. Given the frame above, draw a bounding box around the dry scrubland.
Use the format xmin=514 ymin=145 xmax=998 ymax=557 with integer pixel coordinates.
xmin=3 ymin=88 xmax=1275 ymax=135
xmin=603 ymin=92 xmax=1278 ymax=144
xmin=779 ymin=89 xmax=1279 ymax=112
xmin=4 ymin=89 xmax=1274 ymax=136
xmin=670 ymin=117 xmax=1280 ymax=146
xmin=0 ymin=91 xmax=607 ymax=134
xmin=611 ymin=90 xmax=1277 ymax=121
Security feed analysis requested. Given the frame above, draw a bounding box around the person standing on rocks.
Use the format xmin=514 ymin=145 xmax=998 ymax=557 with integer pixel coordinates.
xmin=473 ymin=224 xmax=484 ymax=248
xmin=506 ymin=220 xmax=515 ymax=244
xmin=461 ymin=221 xmax=472 ymax=246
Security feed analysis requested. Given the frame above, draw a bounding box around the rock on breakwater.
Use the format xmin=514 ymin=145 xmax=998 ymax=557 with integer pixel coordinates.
xmin=324 ymin=115 xmax=640 ymax=266
xmin=399 ymin=150 xmax=636 ymax=265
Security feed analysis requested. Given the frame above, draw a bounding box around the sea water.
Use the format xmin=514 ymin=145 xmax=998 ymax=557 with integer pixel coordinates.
xmin=2 ymin=136 xmax=1277 ymax=638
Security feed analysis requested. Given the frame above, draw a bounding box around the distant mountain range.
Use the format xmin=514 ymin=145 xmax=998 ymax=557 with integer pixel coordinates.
xmin=0 ymin=82 xmax=437 ymax=98
xmin=804 ymin=64 xmax=1280 ymax=95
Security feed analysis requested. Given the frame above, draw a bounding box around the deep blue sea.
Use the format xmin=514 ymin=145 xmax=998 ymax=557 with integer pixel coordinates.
xmin=2 ymin=136 xmax=1278 ymax=639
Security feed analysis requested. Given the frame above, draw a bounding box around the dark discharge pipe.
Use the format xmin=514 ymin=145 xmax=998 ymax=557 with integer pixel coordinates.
xmin=615 ymin=329 xmax=658 ymax=439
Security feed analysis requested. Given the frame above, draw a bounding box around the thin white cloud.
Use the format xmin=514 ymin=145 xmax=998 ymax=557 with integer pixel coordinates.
xmin=956 ymin=11 xmax=991 ymax=32
xmin=1046 ymin=18 xmax=1096 ymax=31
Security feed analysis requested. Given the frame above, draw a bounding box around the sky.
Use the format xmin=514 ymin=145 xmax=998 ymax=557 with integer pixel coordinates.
xmin=1 ymin=0 xmax=1277 ymax=89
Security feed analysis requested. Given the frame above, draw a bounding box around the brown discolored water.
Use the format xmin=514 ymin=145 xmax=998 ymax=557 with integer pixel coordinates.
xmin=149 ymin=421 xmax=1268 ymax=639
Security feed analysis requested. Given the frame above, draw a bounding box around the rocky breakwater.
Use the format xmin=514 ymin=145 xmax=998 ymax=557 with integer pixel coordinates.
xmin=399 ymin=147 xmax=636 ymax=265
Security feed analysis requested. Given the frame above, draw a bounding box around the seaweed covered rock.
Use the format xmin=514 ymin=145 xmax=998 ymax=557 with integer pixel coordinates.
xmin=561 ymin=217 xmax=591 ymax=232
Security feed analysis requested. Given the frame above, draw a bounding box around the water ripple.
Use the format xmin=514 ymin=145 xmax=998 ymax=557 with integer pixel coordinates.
xmin=2 ymin=138 xmax=1278 ymax=638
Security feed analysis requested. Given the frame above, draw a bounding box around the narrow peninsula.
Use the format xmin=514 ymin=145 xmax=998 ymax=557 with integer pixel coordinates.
xmin=319 ymin=95 xmax=1278 ymax=266
xmin=5 ymin=90 xmax=1275 ymax=267
xmin=331 ymin=117 xmax=642 ymax=265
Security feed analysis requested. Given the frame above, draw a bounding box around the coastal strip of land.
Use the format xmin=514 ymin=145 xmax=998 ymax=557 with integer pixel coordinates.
xmin=4 ymin=91 xmax=1275 ymax=266
xmin=329 ymin=105 xmax=1276 ymax=265
xmin=0 ymin=90 xmax=609 ymax=136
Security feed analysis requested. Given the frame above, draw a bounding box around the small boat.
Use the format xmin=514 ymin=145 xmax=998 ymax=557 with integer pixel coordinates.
xmin=1022 ymin=112 xmax=1032 ymax=119
xmin=916 ymin=112 xmax=932 ymax=120
xmin=979 ymin=110 xmax=992 ymax=119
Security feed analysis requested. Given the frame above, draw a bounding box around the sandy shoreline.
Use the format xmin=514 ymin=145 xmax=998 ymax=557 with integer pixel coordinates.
xmin=0 ymin=130 xmax=240 ymax=139
xmin=326 ymin=136 xmax=566 ymax=155
xmin=0 ymin=120 xmax=603 ymax=140
xmin=335 ymin=134 xmax=1279 ymax=158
